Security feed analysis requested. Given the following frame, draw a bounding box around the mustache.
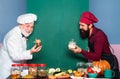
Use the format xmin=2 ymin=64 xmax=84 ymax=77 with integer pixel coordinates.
xmin=80 ymin=29 xmax=85 ymax=33
xmin=21 ymin=29 xmax=32 ymax=37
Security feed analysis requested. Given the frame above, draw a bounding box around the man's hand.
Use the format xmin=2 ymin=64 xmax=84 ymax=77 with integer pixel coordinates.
xmin=68 ymin=45 xmax=82 ymax=54
xmin=30 ymin=45 xmax=42 ymax=54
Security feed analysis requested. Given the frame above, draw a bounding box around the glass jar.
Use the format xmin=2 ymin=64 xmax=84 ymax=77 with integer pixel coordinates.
xmin=85 ymin=60 xmax=93 ymax=68
xmin=20 ymin=64 xmax=29 ymax=77
xmin=37 ymin=64 xmax=47 ymax=78
xmin=76 ymin=62 xmax=85 ymax=72
xmin=29 ymin=64 xmax=37 ymax=77
xmin=11 ymin=64 xmax=21 ymax=79
xmin=68 ymin=39 xmax=76 ymax=49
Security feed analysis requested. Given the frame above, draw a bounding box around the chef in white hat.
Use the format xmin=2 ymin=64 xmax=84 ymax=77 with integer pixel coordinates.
xmin=0 ymin=13 xmax=42 ymax=79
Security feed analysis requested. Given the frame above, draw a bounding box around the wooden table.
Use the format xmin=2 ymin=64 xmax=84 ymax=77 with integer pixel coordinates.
xmin=83 ymin=78 xmax=112 ymax=79
xmin=70 ymin=76 xmax=112 ymax=79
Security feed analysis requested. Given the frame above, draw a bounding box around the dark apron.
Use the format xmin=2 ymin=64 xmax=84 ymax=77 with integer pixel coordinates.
xmin=88 ymin=29 xmax=119 ymax=79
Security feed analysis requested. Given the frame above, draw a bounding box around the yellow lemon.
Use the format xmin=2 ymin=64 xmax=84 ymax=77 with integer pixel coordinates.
xmin=68 ymin=69 xmax=72 ymax=74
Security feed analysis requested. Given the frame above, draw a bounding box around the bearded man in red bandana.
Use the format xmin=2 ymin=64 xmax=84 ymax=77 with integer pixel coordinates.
xmin=69 ymin=11 xmax=119 ymax=78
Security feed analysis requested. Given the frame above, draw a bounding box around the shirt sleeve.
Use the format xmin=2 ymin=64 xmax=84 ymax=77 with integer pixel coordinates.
xmin=81 ymin=31 xmax=106 ymax=61
xmin=6 ymin=35 xmax=32 ymax=61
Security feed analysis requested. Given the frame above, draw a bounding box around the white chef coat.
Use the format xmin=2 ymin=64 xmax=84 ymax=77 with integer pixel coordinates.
xmin=0 ymin=26 xmax=32 ymax=79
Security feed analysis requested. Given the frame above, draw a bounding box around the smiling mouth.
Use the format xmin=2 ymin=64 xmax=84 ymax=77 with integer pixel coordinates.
xmin=81 ymin=30 xmax=84 ymax=32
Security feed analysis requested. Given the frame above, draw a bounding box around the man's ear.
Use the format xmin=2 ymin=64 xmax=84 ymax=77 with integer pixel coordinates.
xmin=89 ymin=24 xmax=93 ymax=29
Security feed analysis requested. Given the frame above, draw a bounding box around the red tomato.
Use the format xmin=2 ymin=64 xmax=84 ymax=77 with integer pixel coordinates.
xmin=87 ymin=67 xmax=94 ymax=73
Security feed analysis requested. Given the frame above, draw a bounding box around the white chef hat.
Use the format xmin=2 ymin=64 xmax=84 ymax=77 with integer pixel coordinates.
xmin=17 ymin=13 xmax=37 ymax=24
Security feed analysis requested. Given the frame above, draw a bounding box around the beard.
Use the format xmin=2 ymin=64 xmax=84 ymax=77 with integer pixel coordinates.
xmin=79 ymin=29 xmax=90 ymax=39
xmin=21 ymin=29 xmax=32 ymax=37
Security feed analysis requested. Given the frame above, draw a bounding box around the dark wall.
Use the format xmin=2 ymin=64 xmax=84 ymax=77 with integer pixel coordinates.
xmin=27 ymin=0 xmax=89 ymax=70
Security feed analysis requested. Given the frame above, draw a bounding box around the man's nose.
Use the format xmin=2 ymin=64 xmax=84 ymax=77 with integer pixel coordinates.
xmin=28 ymin=27 xmax=32 ymax=30
xmin=79 ymin=26 xmax=82 ymax=29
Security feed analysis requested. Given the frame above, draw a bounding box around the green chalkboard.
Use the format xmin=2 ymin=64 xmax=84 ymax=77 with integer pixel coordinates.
xmin=27 ymin=0 xmax=89 ymax=70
